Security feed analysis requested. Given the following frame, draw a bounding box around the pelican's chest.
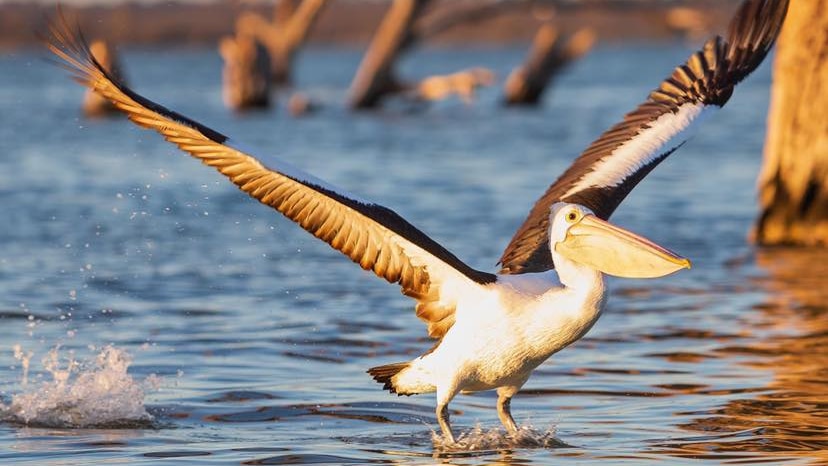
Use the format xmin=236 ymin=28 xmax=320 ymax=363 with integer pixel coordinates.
xmin=520 ymin=281 xmax=608 ymax=360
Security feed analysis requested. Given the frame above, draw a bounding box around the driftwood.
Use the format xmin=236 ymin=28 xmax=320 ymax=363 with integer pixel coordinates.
xmin=83 ymin=40 xmax=126 ymax=117
xmin=503 ymin=25 xmax=595 ymax=106
xmin=219 ymin=34 xmax=271 ymax=111
xmin=235 ymin=0 xmax=328 ymax=85
xmin=348 ymin=0 xmax=530 ymax=110
xmin=414 ymin=67 xmax=495 ymax=104
xmin=753 ymin=0 xmax=828 ymax=246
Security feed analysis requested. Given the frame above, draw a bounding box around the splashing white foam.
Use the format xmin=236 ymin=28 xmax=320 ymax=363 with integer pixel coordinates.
xmin=0 ymin=345 xmax=157 ymax=428
xmin=432 ymin=425 xmax=565 ymax=451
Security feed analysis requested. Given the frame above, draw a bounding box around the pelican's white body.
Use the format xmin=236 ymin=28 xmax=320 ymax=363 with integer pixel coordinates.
xmin=382 ymin=200 xmax=689 ymax=436
xmin=393 ymin=265 xmax=607 ymax=404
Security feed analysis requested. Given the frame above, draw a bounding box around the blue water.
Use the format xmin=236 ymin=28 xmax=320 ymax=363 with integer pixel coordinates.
xmin=1 ymin=43 xmax=826 ymax=464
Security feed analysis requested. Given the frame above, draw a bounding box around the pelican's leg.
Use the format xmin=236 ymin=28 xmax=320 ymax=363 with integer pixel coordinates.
xmin=496 ymin=385 xmax=520 ymax=432
xmin=436 ymin=402 xmax=455 ymax=444
xmin=435 ymin=385 xmax=459 ymax=444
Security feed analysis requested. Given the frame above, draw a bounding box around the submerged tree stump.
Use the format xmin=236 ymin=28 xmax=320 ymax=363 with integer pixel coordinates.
xmin=287 ymin=92 xmax=316 ymax=117
xmin=503 ymin=25 xmax=595 ymax=106
xmin=235 ymin=0 xmax=328 ymax=85
xmin=219 ymin=34 xmax=271 ymax=111
xmin=83 ymin=40 xmax=126 ymax=117
xmin=753 ymin=0 xmax=828 ymax=246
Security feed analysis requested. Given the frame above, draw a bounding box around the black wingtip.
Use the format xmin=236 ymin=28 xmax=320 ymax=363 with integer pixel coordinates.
xmin=689 ymin=0 xmax=788 ymax=107
xmin=721 ymin=0 xmax=789 ymax=89
xmin=42 ymin=7 xmax=126 ymax=90
xmin=44 ymin=10 xmax=231 ymax=145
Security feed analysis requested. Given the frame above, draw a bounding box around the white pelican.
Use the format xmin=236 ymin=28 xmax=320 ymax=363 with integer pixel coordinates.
xmin=47 ymin=0 xmax=787 ymax=443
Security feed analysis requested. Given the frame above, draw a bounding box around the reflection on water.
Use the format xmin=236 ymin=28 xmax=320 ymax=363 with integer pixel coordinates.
xmin=658 ymin=248 xmax=828 ymax=463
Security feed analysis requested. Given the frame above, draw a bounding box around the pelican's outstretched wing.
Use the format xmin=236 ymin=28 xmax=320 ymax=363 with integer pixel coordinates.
xmin=499 ymin=0 xmax=788 ymax=274
xmin=47 ymin=20 xmax=496 ymax=339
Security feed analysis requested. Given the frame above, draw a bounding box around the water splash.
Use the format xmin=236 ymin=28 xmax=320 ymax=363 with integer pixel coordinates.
xmin=432 ymin=425 xmax=567 ymax=452
xmin=0 ymin=345 xmax=157 ymax=428
xmin=12 ymin=344 xmax=33 ymax=386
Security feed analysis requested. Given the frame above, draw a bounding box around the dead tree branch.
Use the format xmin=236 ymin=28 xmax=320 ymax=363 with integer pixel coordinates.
xmin=504 ymin=25 xmax=595 ymax=105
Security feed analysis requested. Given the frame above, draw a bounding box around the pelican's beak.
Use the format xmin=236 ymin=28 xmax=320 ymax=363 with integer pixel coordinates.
xmin=555 ymin=215 xmax=691 ymax=278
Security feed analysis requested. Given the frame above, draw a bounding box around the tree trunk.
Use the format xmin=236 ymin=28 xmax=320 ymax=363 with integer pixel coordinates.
xmin=236 ymin=0 xmax=328 ymax=85
xmin=219 ymin=34 xmax=271 ymax=111
xmin=504 ymin=25 xmax=595 ymax=106
xmin=274 ymin=0 xmax=298 ymax=28
xmin=347 ymin=0 xmax=432 ymax=110
xmin=753 ymin=0 xmax=828 ymax=246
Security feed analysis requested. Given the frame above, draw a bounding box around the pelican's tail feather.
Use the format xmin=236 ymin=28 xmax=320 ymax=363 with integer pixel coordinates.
xmin=368 ymin=360 xmax=438 ymax=396
xmin=367 ymin=362 xmax=411 ymax=395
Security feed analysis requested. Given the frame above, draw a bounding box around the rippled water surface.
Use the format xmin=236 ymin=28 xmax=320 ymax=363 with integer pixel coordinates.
xmin=1 ymin=44 xmax=826 ymax=464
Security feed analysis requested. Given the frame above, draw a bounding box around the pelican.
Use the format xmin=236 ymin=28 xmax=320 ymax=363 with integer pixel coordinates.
xmin=47 ymin=0 xmax=787 ymax=443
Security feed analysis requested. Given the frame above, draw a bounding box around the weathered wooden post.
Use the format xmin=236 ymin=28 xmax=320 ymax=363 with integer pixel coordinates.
xmin=219 ymin=34 xmax=271 ymax=111
xmin=753 ymin=0 xmax=828 ymax=246
xmin=504 ymin=25 xmax=595 ymax=106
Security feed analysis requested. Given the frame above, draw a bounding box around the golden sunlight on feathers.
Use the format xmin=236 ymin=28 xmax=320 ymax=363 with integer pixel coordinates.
xmin=47 ymin=18 xmax=484 ymax=341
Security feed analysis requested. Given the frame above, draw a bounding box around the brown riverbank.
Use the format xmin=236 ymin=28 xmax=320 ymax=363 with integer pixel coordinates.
xmin=1 ymin=0 xmax=740 ymax=50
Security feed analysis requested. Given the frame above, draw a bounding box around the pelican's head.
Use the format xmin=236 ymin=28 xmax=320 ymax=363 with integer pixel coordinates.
xmin=549 ymin=203 xmax=691 ymax=278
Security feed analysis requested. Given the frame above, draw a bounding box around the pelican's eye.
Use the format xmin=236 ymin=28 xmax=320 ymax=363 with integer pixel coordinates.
xmin=566 ymin=210 xmax=580 ymax=223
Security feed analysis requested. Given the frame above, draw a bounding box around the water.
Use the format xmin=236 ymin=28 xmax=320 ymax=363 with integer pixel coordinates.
xmin=1 ymin=44 xmax=826 ymax=464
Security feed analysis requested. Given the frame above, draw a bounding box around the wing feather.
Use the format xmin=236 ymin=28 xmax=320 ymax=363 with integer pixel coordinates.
xmin=499 ymin=0 xmax=788 ymax=274
xmin=47 ymin=18 xmax=496 ymax=338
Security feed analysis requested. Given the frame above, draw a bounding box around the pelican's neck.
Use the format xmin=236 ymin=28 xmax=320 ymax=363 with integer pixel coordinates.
xmin=521 ymin=248 xmax=607 ymax=360
xmin=551 ymin=247 xmax=605 ymax=292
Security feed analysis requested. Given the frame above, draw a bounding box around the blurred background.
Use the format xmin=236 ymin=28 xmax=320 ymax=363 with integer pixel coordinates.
xmin=1 ymin=0 xmax=736 ymax=48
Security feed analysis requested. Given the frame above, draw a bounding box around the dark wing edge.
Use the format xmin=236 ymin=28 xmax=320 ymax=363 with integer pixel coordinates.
xmin=46 ymin=17 xmax=495 ymax=339
xmin=498 ymin=0 xmax=789 ymax=275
